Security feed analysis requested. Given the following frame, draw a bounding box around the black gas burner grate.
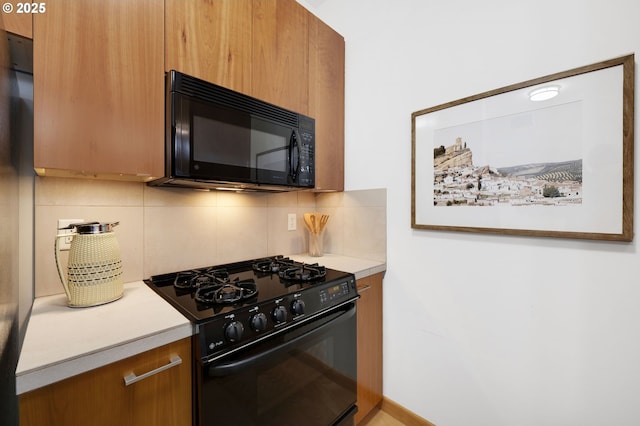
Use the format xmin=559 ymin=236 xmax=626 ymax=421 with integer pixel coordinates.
xmin=252 ymin=256 xmax=326 ymax=282
xmin=194 ymin=279 xmax=258 ymax=305
xmin=278 ymin=263 xmax=326 ymax=282
xmin=174 ymin=268 xmax=230 ymax=289
xmin=252 ymin=256 xmax=296 ymax=274
xmin=165 ymin=256 xmax=327 ymax=306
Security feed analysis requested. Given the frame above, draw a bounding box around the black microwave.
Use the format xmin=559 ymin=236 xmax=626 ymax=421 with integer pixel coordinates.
xmin=150 ymin=70 xmax=315 ymax=191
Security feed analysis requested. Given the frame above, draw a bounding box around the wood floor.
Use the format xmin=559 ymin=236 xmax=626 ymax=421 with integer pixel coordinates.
xmin=362 ymin=410 xmax=407 ymax=426
xmin=360 ymin=399 xmax=435 ymax=426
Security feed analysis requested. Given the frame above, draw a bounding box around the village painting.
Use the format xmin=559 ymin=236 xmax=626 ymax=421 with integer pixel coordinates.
xmin=433 ymin=137 xmax=583 ymax=206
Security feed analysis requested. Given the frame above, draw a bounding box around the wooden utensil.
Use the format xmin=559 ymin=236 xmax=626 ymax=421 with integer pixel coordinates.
xmin=303 ymin=212 xmax=329 ymax=235
xmin=303 ymin=213 xmax=315 ymax=234
xmin=319 ymin=214 xmax=329 ymax=233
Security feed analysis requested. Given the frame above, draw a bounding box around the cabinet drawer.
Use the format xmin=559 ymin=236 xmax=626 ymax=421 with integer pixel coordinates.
xmin=19 ymin=337 xmax=192 ymax=426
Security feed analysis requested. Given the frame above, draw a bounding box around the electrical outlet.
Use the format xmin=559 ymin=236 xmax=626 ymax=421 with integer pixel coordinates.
xmin=287 ymin=213 xmax=297 ymax=231
xmin=57 ymin=219 xmax=84 ymax=251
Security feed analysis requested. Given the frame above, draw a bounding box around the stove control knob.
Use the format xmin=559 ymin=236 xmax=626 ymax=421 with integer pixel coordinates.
xmin=272 ymin=305 xmax=288 ymax=324
xmin=224 ymin=321 xmax=244 ymax=342
xmin=250 ymin=312 xmax=268 ymax=332
xmin=291 ymin=299 xmax=306 ymax=316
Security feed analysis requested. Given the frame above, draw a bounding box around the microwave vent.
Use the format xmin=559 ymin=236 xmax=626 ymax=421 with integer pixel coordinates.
xmin=173 ymin=71 xmax=299 ymax=128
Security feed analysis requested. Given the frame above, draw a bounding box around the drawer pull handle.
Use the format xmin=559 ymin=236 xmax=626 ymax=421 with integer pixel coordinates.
xmin=123 ymin=355 xmax=182 ymax=386
xmin=358 ymin=285 xmax=372 ymax=293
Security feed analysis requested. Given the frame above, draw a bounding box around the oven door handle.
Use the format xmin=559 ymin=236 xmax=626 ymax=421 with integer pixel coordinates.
xmin=207 ymin=302 xmax=356 ymax=377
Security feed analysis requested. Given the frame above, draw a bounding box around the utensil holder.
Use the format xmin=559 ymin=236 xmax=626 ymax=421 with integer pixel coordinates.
xmin=308 ymin=229 xmax=325 ymax=257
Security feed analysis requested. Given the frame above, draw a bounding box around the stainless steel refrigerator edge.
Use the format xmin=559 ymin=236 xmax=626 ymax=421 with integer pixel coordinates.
xmin=0 ymin=13 xmax=20 ymax=425
xmin=0 ymin=18 xmax=34 ymax=425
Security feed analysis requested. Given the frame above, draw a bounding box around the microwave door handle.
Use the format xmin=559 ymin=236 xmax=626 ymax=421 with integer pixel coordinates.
xmin=289 ymin=131 xmax=299 ymax=182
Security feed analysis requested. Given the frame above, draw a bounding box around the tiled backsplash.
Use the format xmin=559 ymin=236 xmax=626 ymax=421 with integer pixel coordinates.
xmin=35 ymin=177 xmax=386 ymax=297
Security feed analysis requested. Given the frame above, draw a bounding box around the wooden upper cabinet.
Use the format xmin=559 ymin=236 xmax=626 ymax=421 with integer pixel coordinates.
xmin=252 ymin=0 xmax=309 ymax=114
xmin=308 ymin=15 xmax=345 ymax=191
xmin=165 ymin=0 xmax=252 ymax=95
xmin=2 ymin=9 xmax=32 ymax=38
xmin=33 ymin=0 xmax=164 ymax=181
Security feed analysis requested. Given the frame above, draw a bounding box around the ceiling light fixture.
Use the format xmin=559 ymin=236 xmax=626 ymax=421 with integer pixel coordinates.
xmin=528 ymin=85 xmax=559 ymax=102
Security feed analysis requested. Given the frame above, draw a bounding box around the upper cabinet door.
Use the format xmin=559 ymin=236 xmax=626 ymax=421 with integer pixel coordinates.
xmin=309 ymin=15 xmax=345 ymax=192
xmin=33 ymin=0 xmax=164 ymax=180
xmin=252 ymin=0 xmax=309 ymax=114
xmin=2 ymin=8 xmax=32 ymax=38
xmin=165 ymin=0 xmax=252 ymax=95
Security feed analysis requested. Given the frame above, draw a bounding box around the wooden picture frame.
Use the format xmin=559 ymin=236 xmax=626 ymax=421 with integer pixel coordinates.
xmin=411 ymin=54 xmax=634 ymax=241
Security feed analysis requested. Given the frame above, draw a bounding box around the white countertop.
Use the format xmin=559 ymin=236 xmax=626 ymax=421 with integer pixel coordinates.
xmin=16 ymin=281 xmax=193 ymax=395
xmin=288 ymin=253 xmax=386 ymax=280
xmin=16 ymin=255 xmax=385 ymax=395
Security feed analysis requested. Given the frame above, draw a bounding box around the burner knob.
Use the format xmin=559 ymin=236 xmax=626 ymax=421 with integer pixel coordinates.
xmin=250 ymin=312 xmax=268 ymax=332
xmin=291 ymin=299 xmax=306 ymax=316
xmin=272 ymin=305 xmax=288 ymax=324
xmin=224 ymin=321 xmax=244 ymax=342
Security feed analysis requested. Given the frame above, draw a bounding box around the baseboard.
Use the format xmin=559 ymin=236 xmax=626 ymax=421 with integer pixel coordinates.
xmin=381 ymin=397 xmax=436 ymax=426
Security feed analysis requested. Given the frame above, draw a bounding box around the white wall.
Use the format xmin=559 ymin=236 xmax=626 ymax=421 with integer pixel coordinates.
xmin=300 ymin=0 xmax=640 ymax=425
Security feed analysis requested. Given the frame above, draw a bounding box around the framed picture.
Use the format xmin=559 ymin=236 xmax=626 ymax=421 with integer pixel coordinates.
xmin=411 ymin=54 xmax=634 ymax=241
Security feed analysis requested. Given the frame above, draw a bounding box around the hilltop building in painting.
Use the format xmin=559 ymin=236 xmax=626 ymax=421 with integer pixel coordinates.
xmin=433 ymin=138 xmax=582 ymax=206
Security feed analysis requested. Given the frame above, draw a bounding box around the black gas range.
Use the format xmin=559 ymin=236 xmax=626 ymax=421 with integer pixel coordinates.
xmin=145 ymin=255 xmax=358 ymax=359
xmin=146 ymin=255 xmax=355 ymax=322
xmin=145 ymin=255 xmax=359 ymax=426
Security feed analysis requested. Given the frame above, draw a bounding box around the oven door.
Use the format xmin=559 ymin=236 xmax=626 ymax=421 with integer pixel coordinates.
xmin=196 ymin=301 xmax=358 ymax=426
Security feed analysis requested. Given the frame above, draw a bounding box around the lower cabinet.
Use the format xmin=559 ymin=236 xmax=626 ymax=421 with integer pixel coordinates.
xmin=356 ymin=272 xmax=384 ymax=424
xmin=19 ymin=337 xmax=192 ymax=426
